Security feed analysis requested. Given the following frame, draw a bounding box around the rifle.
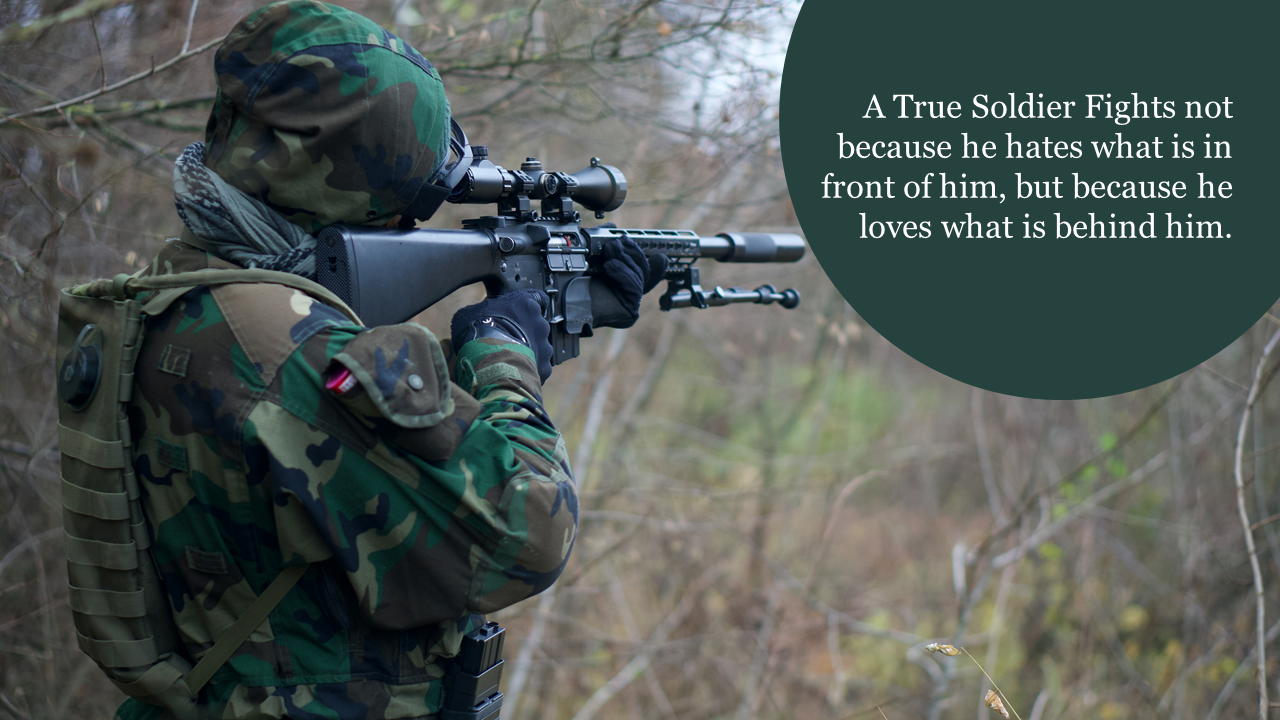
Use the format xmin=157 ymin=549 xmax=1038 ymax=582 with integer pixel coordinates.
xmin=314 ymin=146 xmax=805 ymax=364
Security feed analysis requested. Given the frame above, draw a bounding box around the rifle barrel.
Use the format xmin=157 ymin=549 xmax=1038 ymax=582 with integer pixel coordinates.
xmin=586 ymin=227 xmax=806 ymax=263
xmin=698 ymin=232 xmax=806 ymax=263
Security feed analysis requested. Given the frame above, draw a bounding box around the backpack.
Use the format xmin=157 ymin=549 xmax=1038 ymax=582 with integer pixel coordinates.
xmin=56 ymin=264 xmax=360 ymax=718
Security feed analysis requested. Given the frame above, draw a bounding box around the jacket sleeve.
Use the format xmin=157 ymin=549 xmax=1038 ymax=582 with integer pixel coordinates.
xmin=241 ymin=320 xmax=577 ymax=631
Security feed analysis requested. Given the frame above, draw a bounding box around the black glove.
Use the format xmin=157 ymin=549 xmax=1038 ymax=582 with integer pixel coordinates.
xmin=592 ymin=236 xmax=669 ymax=328
xmin=451 ymin=290 xmax=554 ymax=384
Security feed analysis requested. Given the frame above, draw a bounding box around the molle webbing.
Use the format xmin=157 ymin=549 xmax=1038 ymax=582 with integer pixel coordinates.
xmin=57 ymin=265 xmax=342 ymax=718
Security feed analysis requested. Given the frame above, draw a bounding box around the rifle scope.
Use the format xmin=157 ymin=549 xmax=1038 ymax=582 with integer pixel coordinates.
xmin=448 ymin=147 xmax=626 ymax=215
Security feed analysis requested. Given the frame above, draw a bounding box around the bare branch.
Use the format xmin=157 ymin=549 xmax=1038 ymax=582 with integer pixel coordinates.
xmin=0 ymin=0 xmax=131 ymax=44
xmin=89 ymin=14 xmax=106 ymax=92
xmin=182 ymin=0 xmax=201 ymax=55
xmin=33 ymin=142 xmax=170 ymax=259
xmin=990 ymin=395 xmax=1236 ymax=570
xmin=1233 ymin=327 xmax=1280 ymax=720
xmin=973 ymin=389 xmax=1006 ymax=524
xmin=511 ymin=0 xmax=544 ymax=78
xmin=0 ymin=35 xmax=224 ymax=127
xmin=968 ymin=380 xmax=1182 ymax=569
xmin=0 ymin=528 xmax=60 ymax=582
xmin=0 ymin=147 xmax=59 ymax=221
xmin=1208 ymin=615 xmax=1280 ymax=720
xmin=569 ymin=565 xmax=718 ymax=720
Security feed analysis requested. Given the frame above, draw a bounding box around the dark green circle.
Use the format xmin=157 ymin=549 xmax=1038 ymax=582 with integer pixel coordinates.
xmin=781 ymin=0 xmax=1280 ymax=399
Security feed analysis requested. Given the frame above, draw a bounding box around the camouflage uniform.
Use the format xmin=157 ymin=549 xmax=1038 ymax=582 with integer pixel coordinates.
xmin=116 ymin=4 xmax=577 ymax=718
xmin=118 ymin=239 xmax=575 ymax=720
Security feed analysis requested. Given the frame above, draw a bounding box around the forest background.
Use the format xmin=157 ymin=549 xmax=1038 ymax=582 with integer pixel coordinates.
xmin=0 ymin=1 xmax=1277 ymax=719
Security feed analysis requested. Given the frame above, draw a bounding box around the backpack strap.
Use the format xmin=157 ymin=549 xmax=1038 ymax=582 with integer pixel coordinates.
xmin=183 ymin=564 xmax=309 ymax=694
xmin=63 ymin=251 xmax=359 ymax=700
xmin=127 ymin=264 xmax=351 ymax=693
xmin=128 ymin=268 xmax=362 ymax=326
xmin=71 ymin=267 xmax=362 ymax=328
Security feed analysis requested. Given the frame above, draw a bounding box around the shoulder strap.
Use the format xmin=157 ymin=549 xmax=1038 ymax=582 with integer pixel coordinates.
xmin=184 ymin=564 xmax=309 ymax=694
xmin=176 ymin=227 xmax=209 ymax=252
xmin=128 ymin=249 xmax=345 ymax=693
xmin=128 ymin=269 xmax=362 ymax=326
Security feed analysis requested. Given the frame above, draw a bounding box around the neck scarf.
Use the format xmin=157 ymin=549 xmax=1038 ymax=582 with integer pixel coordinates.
xmin=172 ymin=142 xmax=316 ymax=278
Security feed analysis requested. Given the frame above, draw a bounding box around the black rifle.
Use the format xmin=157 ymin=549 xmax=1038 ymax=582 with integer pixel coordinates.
xmin=314 ymin=147 xmax=804 ymax=363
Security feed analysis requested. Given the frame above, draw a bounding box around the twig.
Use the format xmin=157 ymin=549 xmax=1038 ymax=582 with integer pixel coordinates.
xmin=0 ymin=597 xmax=66 ymax=633
xmin=509 ymin=330 xmax=629 ymax=718
xmin=979 ymin=562 xmax=1017 ymax=720
xmin=607 ymin=319 xmax=676 ymax=444
xmin=1200 ymin=362 xmax=1250 ymax=393
xmin=1233 ymin=327 xmax=1280 ymax=720
xmin=0 ymin=146 xmax=59 ymax=220
xmin=182 ymin=0 xmax=200 ymax=54
xmin=603 ymin=563 xmax=677 ymax=720
xmin=61 ymin=95 xmax=215 ymax=121
xmin=33 ymin=142 xmax=169 ymax=258
xmin=0 ymin=0 xmax=131 ymax=43
xmin=1028 ymin=690 xmax=1049 ymax=720
xmin=87 ymin=115 xmax=175 ymax=164
xmin=961 ymin=648 xmax=1022 ymax=720
xmin=572 ymin=328 xmax=628 ymax=491
xmin=569 ymin=565 xmax=718 ymax=720
xmin=0 ymin=35 xmax=224 ymax=126
xmin=1252 ymin=513 xmax=1280 ymax=531
xmin=805 ymin=468 xmax=887 ymax=588
xmin=511 ymin=0 xmax=544 ymax=78
xmin=967 ymin=380 xmax=1181 ymax=570
xmin=734 ymin=581 xmax=781 ymax=720
xmin=0 ymin=528 xmax=60 ymax=581
xmin=0 ymin=70 xmax=57 ymax=102
xmin=988 ymin=391 xmax=1234 ymax=570
xmin=827 ymin=614 xmax=848 ymax=706
xmin=90 ymin=12 xmax=107 ymax=90
xmin=0 ymin=691 xmax=28 ymax=720
xmin=504 ymin=588 xmax=555 ymax=719
xmin=1207 ymin=614 xmax=1280 ymax=720
xmin=1253 ymin=395 xmax=1280 ymax=578
xmin=973 ymin=389 xmax=1006 ymax=524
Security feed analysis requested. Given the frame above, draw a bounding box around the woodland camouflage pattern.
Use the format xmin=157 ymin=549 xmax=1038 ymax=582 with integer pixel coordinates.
xmin=204 ymin=1 xmax=452 ymax=233
xmin=116 ymin=239 xmax=577 ymax=720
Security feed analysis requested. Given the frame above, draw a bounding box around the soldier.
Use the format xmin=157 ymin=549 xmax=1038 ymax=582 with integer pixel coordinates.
xmin=114 ymin=2 xmax=661 ymax=718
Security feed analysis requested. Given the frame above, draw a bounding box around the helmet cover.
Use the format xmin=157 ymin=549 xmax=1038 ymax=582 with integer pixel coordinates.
xmin=204 ymin=0 xmax=451 ymax=232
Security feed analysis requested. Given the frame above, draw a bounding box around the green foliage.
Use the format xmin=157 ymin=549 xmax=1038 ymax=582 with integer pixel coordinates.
xmin=1037 ymin=541 xmax=1062 ymax=561
xmin=1099 ymin=431 xmax=1118 ymax=452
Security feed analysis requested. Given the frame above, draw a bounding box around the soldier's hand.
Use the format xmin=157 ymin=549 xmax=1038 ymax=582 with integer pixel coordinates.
xmin=451 ymin=290 xmax=554 ymax=384
xmin=592 ymin=236 xmax=668 ymax=328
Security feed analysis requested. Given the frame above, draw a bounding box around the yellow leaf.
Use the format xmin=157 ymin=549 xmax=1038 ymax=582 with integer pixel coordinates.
xmin=984 ymin=689 xmax=1009 ymax=719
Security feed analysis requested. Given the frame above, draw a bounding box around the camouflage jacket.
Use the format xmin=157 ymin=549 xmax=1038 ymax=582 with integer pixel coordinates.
xmin=116 ymin=237 xmax=577 ymax=720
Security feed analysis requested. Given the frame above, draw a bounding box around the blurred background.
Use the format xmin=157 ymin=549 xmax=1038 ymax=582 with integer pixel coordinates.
xmin=1 ymin=1 xmax=1277 ymax=719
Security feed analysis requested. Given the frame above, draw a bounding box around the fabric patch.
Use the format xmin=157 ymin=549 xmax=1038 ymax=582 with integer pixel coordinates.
xmin=158 ymin=344 xmax=192 ymax=377
xmin=330 ymin=324 xmax=453 ymax=428
xmin=474 ymin=363 xmax=521 ymax=388
xmin=155 ymin=438 xmax=189 ymax=472
xmin=185 ymin=546 xmax=228 ymax=575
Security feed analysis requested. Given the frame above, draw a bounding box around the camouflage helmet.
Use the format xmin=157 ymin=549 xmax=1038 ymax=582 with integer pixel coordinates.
xmin=205 ymin=1 xmax=455 ymax=233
